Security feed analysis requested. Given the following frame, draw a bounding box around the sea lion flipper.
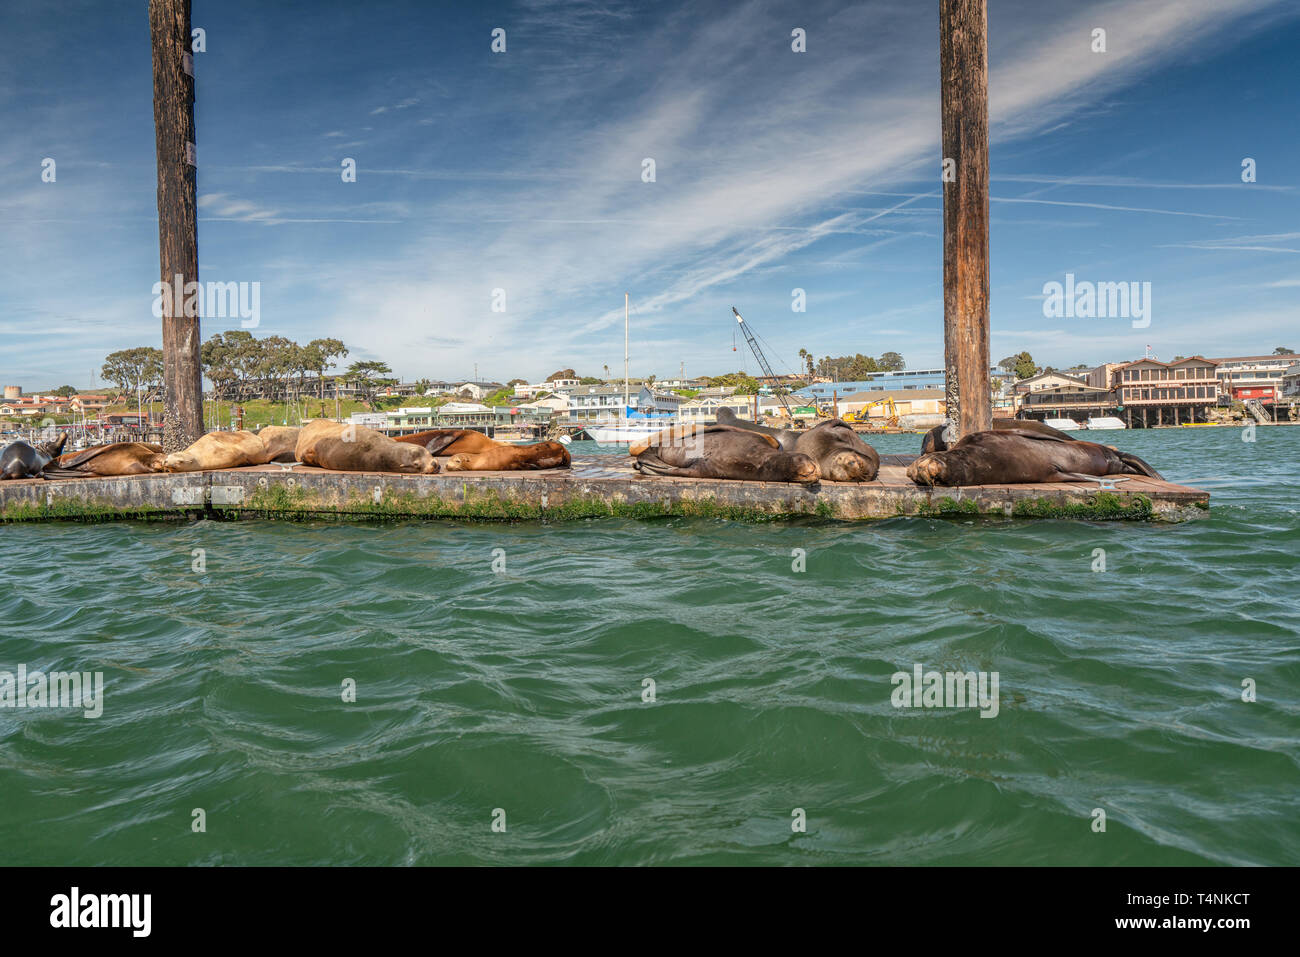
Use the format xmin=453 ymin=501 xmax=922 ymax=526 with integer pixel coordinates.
xmin=702 ymin=424 xmax=779 ymax=448
xmin=1117 ymin=452 xmax=1163 ymax=480
xmin=56 ymin=445 xmax=114 ymax=469
xmin=422 ymin=431 xmax=469 ymax=455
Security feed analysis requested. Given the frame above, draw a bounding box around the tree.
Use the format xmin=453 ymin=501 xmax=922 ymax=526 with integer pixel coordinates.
xmin=578 ymin=376 xmax=603 ymax=385
xmin=877 ymin=351 xmax=905 ymax=371
xmin=1275 ymin=346 xmax=1294 ymax=355
xmin=302 ymin=338 xmax=348 ymax=399
xmin=546 ymin=368 xmax=577 ymax=381
xmin=1012 ymin=351 xmax=1037 ymax=380
xmin=102 ymin=347 xmax=164 ymax=419
xmin=997 ymin=355 xmax=1018 ymax=373
xmin=51 ymin=385 xmax=79 ymax=397
xmin=346 ymin=360 xmax=394 ymax=405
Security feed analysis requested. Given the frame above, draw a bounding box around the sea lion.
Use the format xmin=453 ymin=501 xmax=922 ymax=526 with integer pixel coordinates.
xmin=0 ymin=434 xmax=67 ymax=479
xmin=907 ymin=429 xmax=1164 ymax=487
xmin=396 ymin=429 xmax=497 ymax=455
xmin=400 ymin=429 xmax=571 ymax=470
xmin=921 ymin=418 xmax=1072 ymax=453
xmin=164 ymin=430 xmax=270 ymax=472
xmin=295 ymin=420 xmax=439 ymax=473
xmin=48 ymin=442 xmax=166 ymax=476
xmin=716 ymin=408 xmax=879 ymax=482
xmin=445 ymin=441 xmax=571 ymax=472
xmin=631 ymin=423 xmax=819 ymax=484
xmin=256 ymin=426 xmax=301 ymax=463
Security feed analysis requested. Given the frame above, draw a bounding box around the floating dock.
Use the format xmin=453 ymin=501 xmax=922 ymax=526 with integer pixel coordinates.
xmin=0 ymin=454 xmax=1209 ymax=523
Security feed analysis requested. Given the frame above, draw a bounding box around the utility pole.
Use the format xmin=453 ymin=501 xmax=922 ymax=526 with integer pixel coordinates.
xmin=940 ymin=0 xmax=992 ymax=440
xmin=150 ymin=0 xmax=203 ymax=451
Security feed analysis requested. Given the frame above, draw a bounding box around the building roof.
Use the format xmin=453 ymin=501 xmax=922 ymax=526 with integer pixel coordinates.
xmin=841 ymin=388 xmax=945 ymax=402
xmin=1206 ymin=354 xmax=1300 ymax=363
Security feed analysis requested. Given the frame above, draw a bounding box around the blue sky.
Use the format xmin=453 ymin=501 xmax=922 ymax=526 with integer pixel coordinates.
xmin=2 ymin=0 xmax=1297 ymax=389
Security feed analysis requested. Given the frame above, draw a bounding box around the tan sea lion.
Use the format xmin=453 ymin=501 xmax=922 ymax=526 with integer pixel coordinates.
xmin=296 ymin=420 xmax=438 ymax=473
xmin=257 ymin=426 xmax=301 ymax=462
xmin=907 ymin=429 xmax=1163 ymax=487
xmin=164 ymin=431 xmax=269 ymax=472
xmin=445 ymin=441 xmax=571 ymax=471
xmin=631 ymin=423 xmax=820 ymax=484
xmin=50 ymin=442 xmax=165 ymax=476
xmin=716 ymin=408 xmax=878 ymax=482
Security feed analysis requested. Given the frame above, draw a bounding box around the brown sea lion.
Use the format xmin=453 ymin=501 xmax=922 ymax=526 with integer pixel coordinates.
xmin=164 ymin=431 xmax=269 ymax=472
xmin=295 ymin=420 xmax=438 ymax=473
xmin=400 ymin=428 xmax=571 ymax=470
xmin=395 ymin=429 xmax=497 ymax=455
xmin=921 ymin=418 xmax=1072 ymax=453
xmin=716 ymin=408 xmax=879 ymax=482
xmin=631 ymin=423 xmax=820 ymax=484
xmin=48 ymin=442 xmax=166 ymax=476
xmin=257 ymin=426 xmax=301 ymax=462
xmin=907 ymin=429 xmax=1163 ymax=487
xmin=445 ymin=441 xmax=571 ymax=472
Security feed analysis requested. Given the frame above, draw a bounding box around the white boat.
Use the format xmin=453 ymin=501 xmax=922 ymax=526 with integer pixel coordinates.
xmin=1043 ymin=417 xmax=1082 ymax=430
xmin=1085 ymin=416 xmax=1126 ymax=430
xmin=585 ymin=422 xmax=673 ymax=444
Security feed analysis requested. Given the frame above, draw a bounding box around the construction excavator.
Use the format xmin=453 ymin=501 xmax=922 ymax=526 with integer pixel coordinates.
xmin=842 ymin=396 xmax=900 ymax=428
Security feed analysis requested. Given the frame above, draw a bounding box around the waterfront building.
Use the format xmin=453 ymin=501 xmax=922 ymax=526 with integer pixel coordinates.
xmin=1283 ymin=363 xmax=1300 ymax=399
xmin=1207 ymin=354 xmax=1300 ymax=407
xmin=1018 ymin=382 xmax=1117 ymax=422
xmin=1115 ymin=356 xmax=1219 ymax=426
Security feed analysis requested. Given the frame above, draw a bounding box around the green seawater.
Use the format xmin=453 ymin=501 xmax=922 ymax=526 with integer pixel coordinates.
xmin=0 ymin=427 xmax=1296 ymax=865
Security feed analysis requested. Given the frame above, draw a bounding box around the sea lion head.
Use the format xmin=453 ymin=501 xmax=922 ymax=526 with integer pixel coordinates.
xmin=396 ymin=445 xmax=440 ymax=473
xmin=906 ymin=452 xmax=951 ymax=487
xmin=821 ymin=449 xmax=876 ymax=482
xmin=40 ymin=433 xmax=68 ymax=459
xmin=163 ymin=450 xmax=200 ymax=472
xmin=444 ymin=453 xmax=473 ymax=472
xmin=792 ymin=453 xmax=820 ymax=484
xmin=797 ymin=419 xmax=879 ymax=482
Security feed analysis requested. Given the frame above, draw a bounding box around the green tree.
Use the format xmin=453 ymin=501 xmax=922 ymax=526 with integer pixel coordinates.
xmin=102 ymin=347 xmax=164 ymax=418
xmin=1275 ymin=346 xmax=1294 ymax=355
xmin=302 ymin=338 xmax=349 ymax=399
xmin=51 ymin=385 xmax=79 ymax=397
xmin=1012 ymin=351 xmax=1038 ymax=379
xmin=346 ymin=360 xmax=394 ymax=405
xmin=877 ymin=351 xmax=905 ymax=371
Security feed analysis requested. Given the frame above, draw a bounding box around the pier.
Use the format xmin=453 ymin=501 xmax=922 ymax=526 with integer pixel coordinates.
xmin=0 ymin=454 xmax=1209 ymax=523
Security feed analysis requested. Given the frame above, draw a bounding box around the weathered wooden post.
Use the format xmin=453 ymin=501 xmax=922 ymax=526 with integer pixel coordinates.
xmin=150 ymin=0 xmax=203 ymax=451
xmin=940 ymin=0 xmax=992 ymax=439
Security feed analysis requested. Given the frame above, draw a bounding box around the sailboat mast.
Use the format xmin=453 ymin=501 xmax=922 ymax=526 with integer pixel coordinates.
xmin=623 ymin=292 xmax=629 ymax=412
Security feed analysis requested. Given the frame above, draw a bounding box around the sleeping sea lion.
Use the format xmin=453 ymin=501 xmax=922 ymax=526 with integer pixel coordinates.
xmin=164 ymin=430 xmax=270 ymax=472
xmin=717 ymin=408 xmax=879 ymax=482
xmin=400 ymin=429 xmax=571 ymax=470
xmin=395 ymin=429 xmax=497 ymax=455
xmin=256 ymin=426 xmax=301 ymax=463
xmin=921 ymin=418 xmax=1072 ymax=453
xmin=0 ymin=434 xmax=67 ymax=479
xmin=295 ymin=420 xmax=438 ymax=473
xmin=631 ymin=423 xmax=819 ymax=484
xmin=907 ymin=429 xmax=1164 ymax=487
xmin=445 ymin=441 xmax=570 ymax=472
xmin=48 ymin=442 xmax=165 ymax=476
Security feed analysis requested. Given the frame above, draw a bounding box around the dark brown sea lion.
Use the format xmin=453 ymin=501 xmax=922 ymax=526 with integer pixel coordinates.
xmin=717 ymin=408 xmax=879 ymax=482
xmin=921 ymin=418 xmax=1072 ymax=453
xmin=631 ymin=423 xmax=820 ymax=484
xmin=0 ymin=434 xmax=67 ymax=479
xmin=48 ymin=442 xmax=165 ymax=476
xmin=907 ymin=429 xmax=1163 ymax=487
xmin=296 ymin=420 xmax=438 ymax=473
xmin=164 ymin=430 xmax=270 ymax=472
xmin=445 ymin=441 xmax=570 ymax=472
xmin=256 ymin=426 xmax=301 ymax=462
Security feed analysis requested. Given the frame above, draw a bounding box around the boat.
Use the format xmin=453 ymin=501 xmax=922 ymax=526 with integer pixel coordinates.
xmin=1042 ymin=417 xmax=1082 ymax=430
xmin=583 ymin=420 xmax=673 ymax=444
xmin=1085 ymin=416 xmax=1126 ymax=430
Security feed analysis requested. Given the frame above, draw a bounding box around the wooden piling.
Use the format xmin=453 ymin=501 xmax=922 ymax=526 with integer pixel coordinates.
xmin=150 ymin=0 xmax=203 ymax=452
xmin=940 ymin=0 xmax=992 ymax=440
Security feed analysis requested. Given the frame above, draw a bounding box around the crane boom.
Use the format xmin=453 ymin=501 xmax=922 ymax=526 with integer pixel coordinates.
xmin=730 ymin=306 xmax=793 ymax=417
